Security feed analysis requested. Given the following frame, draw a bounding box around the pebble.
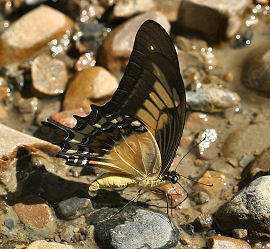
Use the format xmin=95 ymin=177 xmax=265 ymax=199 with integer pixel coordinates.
xmin=185 ymin=112 xmax=213 ymax=132
xmin=207 ymin=236 xmax=252 ymax=249
xmin=13 ymin=195 xmax=56 ymax=229
xmin=0 ymin=105 xmax=7 ymax=119
xmin=0 ymin=86 xmax=10 ymax=101
xmin=17 ymin=97 xmax=39 ymax=113
xmin=28 ymin=240 xmax=75 ymax=249
xmin=239 ymin=152 xmax=254 ymax=167
xmin=74 ymin=52 xmax=96 ymax=71
xmin=87 ymin=205 xmax=178 ymax=249
xmin=242 ymin=46 xmax=270 ymax=95
xmin=226 ymin=157 xmax=238 ymax=168
xmin=194 ymin=213 xmax=213 ymax=231
xmin=31 ymin=54 xmax=68 ymax=96
xmin=215 ymin=176 xmax=270 ymax=238
xmin=222 ymin=123 xmax=270 ymax=160
xmin=63 ymin=66 xmax=118 ymax=111
xmin=51 ymin=108 xmax=88 ymax=128
xmin=223 ymin=72 xmax=234 ymax=82
xmin=178 ymin=0 xmax=252 ymax=44
xmin=0 ymin=5 xmax=74 ymax=66
xmin=180 ymin=223 xmax=195 ymax=235
xmin=57 ymin=196 xmax=94 ymax=219
xmin=230 ymin=29 xmax=253 ymax=49
xmin=196 ymin=128 xmax=218 ymax=160
xmin=60 ymin=225 xmax=75 ymax=243
xmin=4 ymin=218 xmax=14 ymax=229
xmin=232 ymin=228 xmax=248 ymax=239
xmin=36 ymin=100 xmax=61 ymax=125
xmin=79 ymin=3 xmax=105 ymax=23
xmin=186 ymin=83 xmax=241 ymax=113
xmin=155 ymin=183 xmax=186 ymax=207
xmin=113 ymin=0 xmax=156 ymax=18
xmin=241 ymin=146 xmax=270 ymax=187
xmin=97 ymin=11 xmax=170 ymax=72
xmin=194 ymin=170 xmax=226 ymax=195
xmin=193 ymin=191 xmax=210 ymax=204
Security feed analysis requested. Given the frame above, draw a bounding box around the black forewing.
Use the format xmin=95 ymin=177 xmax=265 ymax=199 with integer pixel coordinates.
xmin=101 ymin=20 xmax=186 ymax=175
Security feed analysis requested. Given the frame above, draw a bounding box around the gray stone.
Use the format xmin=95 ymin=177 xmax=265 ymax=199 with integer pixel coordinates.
xmin=87 ymin=205 xmax=178 ymax=249
xmin=4 ymin=218 xmax=14 ymax=229
xmin=216 ymin=176 xmax=270 ymax=239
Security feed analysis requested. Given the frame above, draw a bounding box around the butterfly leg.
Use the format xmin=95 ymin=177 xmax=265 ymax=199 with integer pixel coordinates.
xmin=171 ymin=182 xmax=188 ymax=208
xmin=154 ymin=188 xmax=176 ymax=233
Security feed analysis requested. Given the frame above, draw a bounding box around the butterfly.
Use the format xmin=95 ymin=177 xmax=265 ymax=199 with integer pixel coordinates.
xmin=42 ymin=20 xmax=186 ymax=200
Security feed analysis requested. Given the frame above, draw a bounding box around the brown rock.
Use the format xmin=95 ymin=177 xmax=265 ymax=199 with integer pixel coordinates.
xmin=80 ymin=3 xmax=105 ymax=23
xmin=223 ymin=72 xmax=234 ymax=82
xmin=31 ymin=54 xmax=68 ymax=96
xmin=241 ymin=146 xmax=270 ymax=187
xmin=232 ymin=228 xmax=248 ymax=239
xmin=0 ymin=5 xmax=74 ymax=66
xmin=222 ymin=123 xmax=270 ymax=160
xmin=0 ymin=123 xmax=59 ymax=194
xmin=63 ymin=66 xmax=118 ymax=111
xmin=195 ymin=171 xmax=226 ymax=195
xmin=194 ymin=213 xmax=213 ymax=230
xmin=113 ymin=0 xmax=156 ymax=18
xmin=97 ymin=11 xmax=170 ymax=72
xmin=155 ymin=0 xmax=182 ymax=22
xmin=178 ymin=0 xmax=252 ymax=44
xmin=51 ymin=108 xmax=88 ymax=128
xmin=185 ymin=112 xmax=214 ymax=132
xmin=13 ymin=195 xmax=55 ymax=229
xmin=0 ymin=86 xmax=10 ymax=101
xmin=207 ymin=236 xmax=252 ymax=249
xmin=74 ymin=52 xmax=96 ymax=71
xmin=0 ymin=105 xmax=7 ymax=119
xmin=28 ymin=240 xmax=74 ymax=249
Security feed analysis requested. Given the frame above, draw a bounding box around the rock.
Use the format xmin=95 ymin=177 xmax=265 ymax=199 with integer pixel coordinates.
xmin=87 ymin=206 xmax=178 ymax=249
xmin=178 ymin=0 xmax=252 ymax=44
xmin=113 ymin=0 xmax=156 ymax=18
xmin=13 ymin=195 xmax=56 ymax=229
xmin=207 ymin=236 xmax=252 ymax=249
xmin=0 ymin=105 xmax=7 ymax=119
xmin=28 ymin=240 xmax=74 ymax=249
xmin=242 ymin=46 xmax=270 ymax=95
xmin=74 ymin=52 xmax=96 ymax=71
xmin=232 ymin=228 xmax=248 ymax=239
xmin=186 ymin=83 xmax=241 ymax=112
xmin=60 ymin=225 xmax=75 ymax=242
xmin=194 ymin=213 xmax=213 ymax=231
xmin=193 ymin=191 xmax=210 ymax=205
xmin=230 ymin=29 xmax=253 ymax=49
xmin=222 ymin=123 xmax=270 ymax=160
xmin=239 ymin=153 xmax=254 ymax=168
xmin=51 ymin=108 xmax=88 ymax=128
xmin=0 ymin=5 xmax=74 ymax=66
xmin=226 ymin=157 xmax=238 ymax=168
xmin=97 ymin=11 xmax=170 ymax=72
xmin=0 ymin=86 xmax=10 ymax=101
xmin=17 ymin=97 xmax=39 ymax=113
xmin=185 ymin=112 xmax=216 ymax=132
xmin=4 ymin=218 xmax=14 ymax=229
xmin=63 ymin=67 xmax=118 ymax=111
xmin=180 ymin=223 xmax=195 ymax=235
xmin=31 ymin=54 xmax=68 ymax=96
xmin=241 ymin=146 xmax=270 ymax=187
xmin=196 ymin=128 xmax=218 ymax=160
xmin=194 ymin=171 xmax=226 ymax=195
xmin=0 ymin=123 xmax=59 ymax=194
xmin=215 ymin=176 xmax=270 ymax=239
xmin=36 ymin=100 xmax=61 ymax=125
xmin=79 ymin=3 xmax=105 ymax=23
xmin=57 ymin=196 xmax=93 ymax=219
xmin=223 ymin=72 xmax=234 ymax=82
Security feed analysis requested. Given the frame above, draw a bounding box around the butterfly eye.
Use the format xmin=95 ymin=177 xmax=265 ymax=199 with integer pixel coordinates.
xmin=171 ymin=175 xmax=178 ymax=184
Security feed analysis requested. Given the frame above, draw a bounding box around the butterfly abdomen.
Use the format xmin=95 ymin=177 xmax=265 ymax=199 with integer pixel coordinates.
xmin=89 ymin=173 xmax=136 ymax=192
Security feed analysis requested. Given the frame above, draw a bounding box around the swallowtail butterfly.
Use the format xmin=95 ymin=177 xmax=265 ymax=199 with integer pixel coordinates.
xmin=43 ymin=20 xmax=186 ymax=196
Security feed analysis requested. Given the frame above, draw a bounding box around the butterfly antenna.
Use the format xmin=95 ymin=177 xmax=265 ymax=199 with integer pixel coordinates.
xmin=179 ymin=174 xmax=213 ymax=187
xmin=174 ymin=136 xmax=207 ymax=172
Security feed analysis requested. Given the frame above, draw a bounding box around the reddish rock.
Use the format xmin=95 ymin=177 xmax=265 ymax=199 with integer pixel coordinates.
xmin=31 ymin=54 xmax=68 ymax=96
xmin=207 ymin=236 xmax=252 ymax=249
xmin=0 ymin=5 xmax=74 ymax=66
xmin=0 ymin=105 xmax=7 ymax=119
xmin=0 ymin=86 xmax=10 ymax=101
xmin=51 ymin=108 xmax=88 ymax=128
xmin=178 ymin=0 xmax=252 ymax=44
xmin=28 ymin=240 xmax=74 ymax=249
xmin=185 ymin=112 xmax=213 ymax=132
xmin=63 ymin=66 xmax=118 ymax=111
xmin=97 ymin=11 xmax=170 ymax=72
xmin=113 ymin=0 xmax=156 ymax=18
xmin=13 ymin=195 xmax=55 ymax=229
xmin=36 ymin=101 xmax=61 ymax=125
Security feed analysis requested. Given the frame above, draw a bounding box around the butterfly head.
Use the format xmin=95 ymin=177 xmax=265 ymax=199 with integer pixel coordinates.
xmin=165 ymin=170 xmax=179 ymax=184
